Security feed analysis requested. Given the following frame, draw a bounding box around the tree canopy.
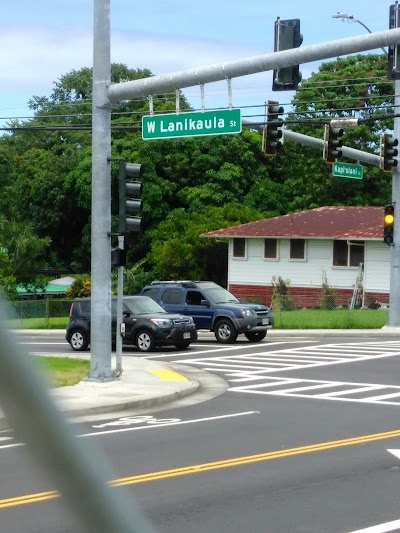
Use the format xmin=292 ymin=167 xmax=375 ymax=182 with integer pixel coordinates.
xmin=0 ymin=54 xmax=394 ymax=292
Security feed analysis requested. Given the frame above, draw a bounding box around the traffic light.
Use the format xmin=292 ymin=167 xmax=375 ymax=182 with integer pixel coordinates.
xmin=384 ymin=204 xmax=395 ymax=245
xmin=264 ymin=101 xmax=284 ymax=156
xmin=272 ymin=18 xmax=303 ymax=91
xmin=381 ymin=133 xmax=399 ymax=172
xmin=325 ymin=126 xmax=344 ymax=163
xmin=119 ymin=161 xmax=144 ymax=233
xmin=111 ymin=247 xmax=127 ymax=268
xmin=388 ymin=3 xmax=400 ymax=80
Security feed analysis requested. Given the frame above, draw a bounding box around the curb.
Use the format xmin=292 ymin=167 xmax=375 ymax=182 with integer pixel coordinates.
xmin=0 ymin=372 xmax=200 ymax=431
xmin=53 ymin=380 xmax=200 ymax=419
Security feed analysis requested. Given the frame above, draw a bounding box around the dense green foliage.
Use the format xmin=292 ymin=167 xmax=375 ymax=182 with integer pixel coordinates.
xmin=0 ymin=54 xmax=394 ymax=293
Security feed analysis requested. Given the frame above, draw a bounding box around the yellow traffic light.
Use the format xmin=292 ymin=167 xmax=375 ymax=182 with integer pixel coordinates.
xmin=384 ymin=204 xmax=395 ymax=245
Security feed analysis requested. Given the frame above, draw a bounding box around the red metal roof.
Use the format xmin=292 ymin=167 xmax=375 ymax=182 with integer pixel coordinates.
xmin=203 ymin=206 xmax=384 ymax=239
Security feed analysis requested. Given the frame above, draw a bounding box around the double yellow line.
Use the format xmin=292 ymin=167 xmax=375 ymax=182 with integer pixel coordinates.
xmin=2 ymin=427 xmax=400 ymax=509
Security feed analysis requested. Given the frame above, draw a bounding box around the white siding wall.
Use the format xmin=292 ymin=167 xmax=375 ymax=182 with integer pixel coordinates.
xmin=228 ymin=238 xmax=391 ymax=292
xmin=364 ymin=241 xmax=391 ymax=291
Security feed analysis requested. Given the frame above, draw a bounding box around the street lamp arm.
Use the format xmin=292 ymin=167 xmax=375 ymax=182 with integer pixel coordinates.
xmin=353 ymin=19 xmax=373 ymax=35
xmin=331 ymin=13 xmax=387 ymax=54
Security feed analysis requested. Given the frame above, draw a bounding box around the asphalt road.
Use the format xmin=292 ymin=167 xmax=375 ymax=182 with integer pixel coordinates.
xmin=3 ymin=332 xmax=400 ymax=532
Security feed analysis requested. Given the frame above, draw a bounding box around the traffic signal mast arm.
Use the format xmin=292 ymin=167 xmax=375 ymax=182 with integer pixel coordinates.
xmin=243 ymin=120 xmax=387 ymax=168
xmin=107 ymin=29 xmax=400 ymax=103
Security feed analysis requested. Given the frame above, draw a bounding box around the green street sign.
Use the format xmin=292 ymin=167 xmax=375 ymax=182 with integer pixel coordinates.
xmin=332 ymin=162 xmax=363 ymax=179
xmin=142 ymin=109 xmax=242 ymax=140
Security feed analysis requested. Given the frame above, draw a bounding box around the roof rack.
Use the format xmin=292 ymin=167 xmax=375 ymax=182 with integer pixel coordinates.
xmin=150 ymin=280 xmax=198 ymax=288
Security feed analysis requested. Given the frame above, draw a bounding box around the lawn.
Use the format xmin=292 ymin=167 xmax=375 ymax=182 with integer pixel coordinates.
xmin=30 ymin=356 xmax=90 ymax=387
xmin=8 ymin=308 xmax=390 ymax=331
xmin=273 ymin=308 xmax=388 ymax=329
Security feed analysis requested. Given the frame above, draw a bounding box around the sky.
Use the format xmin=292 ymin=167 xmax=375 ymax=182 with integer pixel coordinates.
xmin=0 ymin=0 xmax=394 ymax=127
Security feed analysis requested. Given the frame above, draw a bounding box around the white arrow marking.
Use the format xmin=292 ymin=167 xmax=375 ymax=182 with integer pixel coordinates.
xmin=387 ymin=448 xmax=400 ymax=460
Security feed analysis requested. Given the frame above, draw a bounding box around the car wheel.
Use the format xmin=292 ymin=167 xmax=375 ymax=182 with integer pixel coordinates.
xmin=136 ymin=330 xmax=156 ymax=352
xmin=174 ymin=342 xmax=191 ymax=350
xmin=245 ymin=331 xmax=267 ymax=342
xmin=69 ymin=329 xmax=90 ymax=351
xmin=214 ymin=319 xmax=238 ymax=343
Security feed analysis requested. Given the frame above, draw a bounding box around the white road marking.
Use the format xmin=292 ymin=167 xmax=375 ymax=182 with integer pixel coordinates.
xmin=0 ymin=411 xmax=260 ymax=449
xmin=387 ymin=448 xmax=400 ymax=460
xmin=0 ymin=443 xmax=24 ymax=450
xmin=146 ymin=341 xmax=317 ymax=358
xmin=149 ymin=340 xmax=400 ymax=406
xmin=20 ymin=342 xmax=69 ymax=345
xmin=230 ymin=377 xmax=400 ymax=406
xmin=347 ymin=517 xmax=400 ymax=532
xmin=79 ymin=411 xmax=260 ymax=438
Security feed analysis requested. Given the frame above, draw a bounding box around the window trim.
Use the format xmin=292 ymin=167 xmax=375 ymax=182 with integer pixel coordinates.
xmin=263 ymin=238 xmax=278 ymax=261
xmin=232 ymin=238 xmax=247 ymax=259
xmin=289 ymin=238 xmax=306 ymax=261
xmin=332 ymin=239 xmax=365 ymax=268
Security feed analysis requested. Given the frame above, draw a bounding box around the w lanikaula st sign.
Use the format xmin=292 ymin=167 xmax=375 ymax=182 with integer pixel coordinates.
xmin=142 ymin=109 xmax=242 ymax=140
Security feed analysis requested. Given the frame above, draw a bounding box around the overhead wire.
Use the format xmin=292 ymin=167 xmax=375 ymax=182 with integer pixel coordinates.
xmin=0 ymin=70 xmax=397 ymax=131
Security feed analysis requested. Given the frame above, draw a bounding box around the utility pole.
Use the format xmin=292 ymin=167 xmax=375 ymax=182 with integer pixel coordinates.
xmin=388 ymin=79 xmax=400 ymax=326
xmin=89 ymin=0 xmax=113 ymax=381
xmin=332 ymin=9 xmax=400 ymax=327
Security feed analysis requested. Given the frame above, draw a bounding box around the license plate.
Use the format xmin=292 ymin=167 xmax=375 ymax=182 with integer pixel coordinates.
xmin=183 ymin=332 xmax=191 ymax=339
xmin=262 ymin=319 xmax=269 ymax=325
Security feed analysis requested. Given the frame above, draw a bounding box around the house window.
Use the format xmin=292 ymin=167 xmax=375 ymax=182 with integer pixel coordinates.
xmin=233 ymin=238 xmax=246 ymax=258
xmin=333 ymin=240 xmax=365 ymax=267
xmin=290 ymin=239 xmax=305 ymax=260
xmin=264 ymin=238 xmax=277 ymax=259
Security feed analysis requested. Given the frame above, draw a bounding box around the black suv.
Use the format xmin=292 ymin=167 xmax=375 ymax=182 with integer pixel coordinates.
xmin=66 ymin=295 xmax=197 ymax=352
xmin=140 ymin=281 xmax=274 ymax=343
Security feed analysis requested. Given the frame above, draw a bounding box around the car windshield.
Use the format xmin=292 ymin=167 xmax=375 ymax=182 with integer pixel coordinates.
xmin=203 ymin=287 xmax=239 ymax=304
xmin=124 ymin=298 xmax=166 ymax=315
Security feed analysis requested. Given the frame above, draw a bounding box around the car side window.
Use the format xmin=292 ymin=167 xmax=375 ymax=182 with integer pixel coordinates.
xmin=162 ymin=288 xmax=183 ymax=304
xmin=186 ymin=290 xmax=203 ymax=306
xmin=141 ymin=287 xmax=159 ymax=299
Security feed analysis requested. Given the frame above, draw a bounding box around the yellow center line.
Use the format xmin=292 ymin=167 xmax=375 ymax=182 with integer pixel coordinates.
xmin=3 ymin=428 xmax=400 ymax=509
xmin=0 ymin=490 xmax=59 ymax=508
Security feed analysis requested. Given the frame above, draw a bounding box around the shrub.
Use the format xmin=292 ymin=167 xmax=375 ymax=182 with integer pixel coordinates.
xmin=320 ymin=270 xmax=337 ymax=310
xmin=271 ymin=276 xmax=295 ymax=311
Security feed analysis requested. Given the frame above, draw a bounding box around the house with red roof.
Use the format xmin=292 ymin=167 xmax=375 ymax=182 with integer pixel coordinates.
xmin=203 ymin=206 xmax=389 ymax=308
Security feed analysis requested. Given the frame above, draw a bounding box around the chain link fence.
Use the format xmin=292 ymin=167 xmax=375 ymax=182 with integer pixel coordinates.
xmin=270 ymin=294 xmax=388 ymax=329
xmin=8 ymin=299 xmax=72 ymax=328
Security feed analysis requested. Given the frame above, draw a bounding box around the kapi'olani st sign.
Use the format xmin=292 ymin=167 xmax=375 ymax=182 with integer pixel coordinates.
xmin=142 ymin=109 xmax=242 ymax=140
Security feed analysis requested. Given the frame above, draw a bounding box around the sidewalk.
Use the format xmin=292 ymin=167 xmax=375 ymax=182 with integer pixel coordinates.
xmin=0 ymin=354 xmax=205 ymax=431
xmin=1 ymin=327 xmax=398 ymax=431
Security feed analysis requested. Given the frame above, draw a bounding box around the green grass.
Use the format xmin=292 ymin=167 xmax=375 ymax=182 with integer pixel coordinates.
xmin=7 ymin=317 xmax=69 ymax=329
xmin=273 ymin=308 xmax=388 ymax=329
xmin=6 ymin=308 xmax=391 ymax=330
xmin=30 ymin=356 xmax=90 ymax=387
